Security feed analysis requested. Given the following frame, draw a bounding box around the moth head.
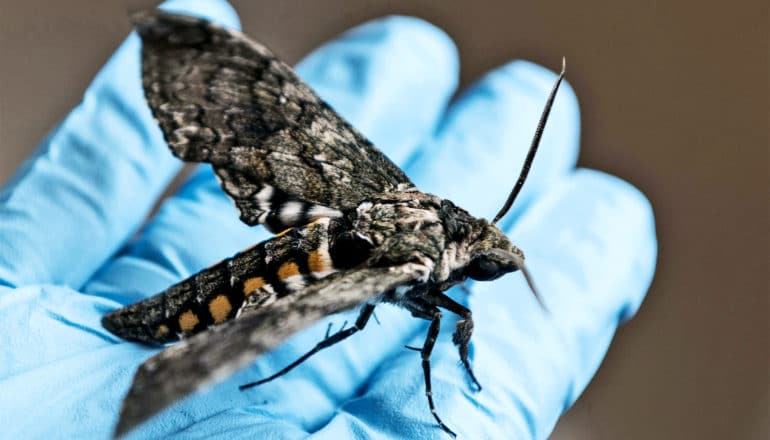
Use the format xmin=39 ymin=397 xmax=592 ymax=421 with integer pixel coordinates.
xmin=466 ymin=224 xmax=521 ymax=281
xmin=466 ymin=232 xmax=548 ymax=311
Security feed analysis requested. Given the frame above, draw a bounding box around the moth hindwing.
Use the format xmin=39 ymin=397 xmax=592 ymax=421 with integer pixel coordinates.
xmin=103 ymin=9 xmax=565 ymax=438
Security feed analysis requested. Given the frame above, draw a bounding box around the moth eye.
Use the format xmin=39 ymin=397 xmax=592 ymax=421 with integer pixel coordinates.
xmin=466 ymin=257 xmax=503 ymax=281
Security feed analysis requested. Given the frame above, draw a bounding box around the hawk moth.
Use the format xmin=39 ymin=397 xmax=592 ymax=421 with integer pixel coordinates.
xmin=103 ymin=10 xmax=565 ymax=438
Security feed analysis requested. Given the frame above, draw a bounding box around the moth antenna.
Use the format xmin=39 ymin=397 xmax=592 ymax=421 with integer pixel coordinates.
xmin=492 ymin=57 xmax=567 ymax=225
xmin=509 ymin=251 xmax=549 ymax=313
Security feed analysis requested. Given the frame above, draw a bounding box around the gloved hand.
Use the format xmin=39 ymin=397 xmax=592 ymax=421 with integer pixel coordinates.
xmin=0 ymin=0 xmax=656 ymax=438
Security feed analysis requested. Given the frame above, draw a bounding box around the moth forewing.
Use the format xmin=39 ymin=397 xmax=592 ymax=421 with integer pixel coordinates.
xmin=107 ymin=9 xmax=565 ymax=439
xmin=114 ymin=263 xmax=428 ymax=436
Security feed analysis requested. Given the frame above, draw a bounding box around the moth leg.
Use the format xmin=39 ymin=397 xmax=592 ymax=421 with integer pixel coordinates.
xmin=239 ymin=304 xmax=375 ymax=390
xmin=412 ymin=306 xmax=457 ymax=439
xmin=428 ymin=292 xmax=482 ymax=392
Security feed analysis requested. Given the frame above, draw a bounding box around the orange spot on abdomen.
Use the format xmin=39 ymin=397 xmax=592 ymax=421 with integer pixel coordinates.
xmin=208 ymin=294 xmax=233 ymax=323
xmin=308 ymin=249 xmax=332 ymax=273
xmin=278 ymin=261 xmax=300 ymax=279
xmin=243 ymin=276 xmax=266 ymax=293
xmin=178 ymin=310 xmax=199 ymax=333
xmin=154 ymin=324 xmax=170 ymax=339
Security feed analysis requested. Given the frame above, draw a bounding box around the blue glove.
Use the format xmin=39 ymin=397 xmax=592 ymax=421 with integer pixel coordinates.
xmin=0 ymin=0 xmax=657 ymax=438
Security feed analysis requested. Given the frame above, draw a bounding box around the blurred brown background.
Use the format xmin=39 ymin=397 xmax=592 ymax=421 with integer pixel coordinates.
xmin=0 ymin=1 xmax=767 ymax=438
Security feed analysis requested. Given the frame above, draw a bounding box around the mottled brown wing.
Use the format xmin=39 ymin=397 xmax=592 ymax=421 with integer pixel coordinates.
xmin=134 ymin=11 xmax=414 ymax=229
xmin=114 ymin=262 xmax=428 ymax=437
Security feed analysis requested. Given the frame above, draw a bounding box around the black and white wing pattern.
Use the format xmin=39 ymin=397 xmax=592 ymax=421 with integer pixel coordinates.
xmin=135 ymin=11 xmax=414 ymax=231
xmin=114 ymin=263 xmax=429 ymax=437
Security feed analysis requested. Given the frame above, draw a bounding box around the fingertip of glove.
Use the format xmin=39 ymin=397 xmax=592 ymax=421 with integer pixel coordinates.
xmin=497 ymin=60 xmax=572 ymax=91
xmin=488 ymin=59 xmax=580 ymax=126
xmin=158 ymin=0 xmax=241 ymax=30
xmin=367 ymin=15 xmax=459 ymax=77
xmin=300 ymin=15 xmax=459 ymax=92
xmin=571 ymin=168 xmax=658 ymax=318
xmin=570 ymin=169 xmax=656 ymax=249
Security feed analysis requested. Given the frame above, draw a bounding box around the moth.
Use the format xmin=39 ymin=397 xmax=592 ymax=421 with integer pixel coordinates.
xmin=103 ymin=10 xmax=565 ymax=438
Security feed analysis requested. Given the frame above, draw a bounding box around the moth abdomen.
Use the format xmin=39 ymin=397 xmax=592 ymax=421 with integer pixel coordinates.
xmin=102 ymin=258 xmax=247 ymax=343
xmin=103 ymin=217 xmax=344 ymax=344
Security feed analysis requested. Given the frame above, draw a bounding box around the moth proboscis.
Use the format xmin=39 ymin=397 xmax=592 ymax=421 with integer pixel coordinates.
xmin=103 ymin=10 xmax=566 ymax=438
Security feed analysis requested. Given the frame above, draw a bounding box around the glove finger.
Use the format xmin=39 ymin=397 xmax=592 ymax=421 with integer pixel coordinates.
xmin=85 ymin=16 xmax=459 ymax=302
xmin=316 ymin=170 xmax=656 ymax=439
xmin=0 ymin=0 xmax=240 ymax=289
xmin=465 ymin=170 xmax=656 ymax=439
xmin=407 ymin=60 xmax=580 ymax=227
